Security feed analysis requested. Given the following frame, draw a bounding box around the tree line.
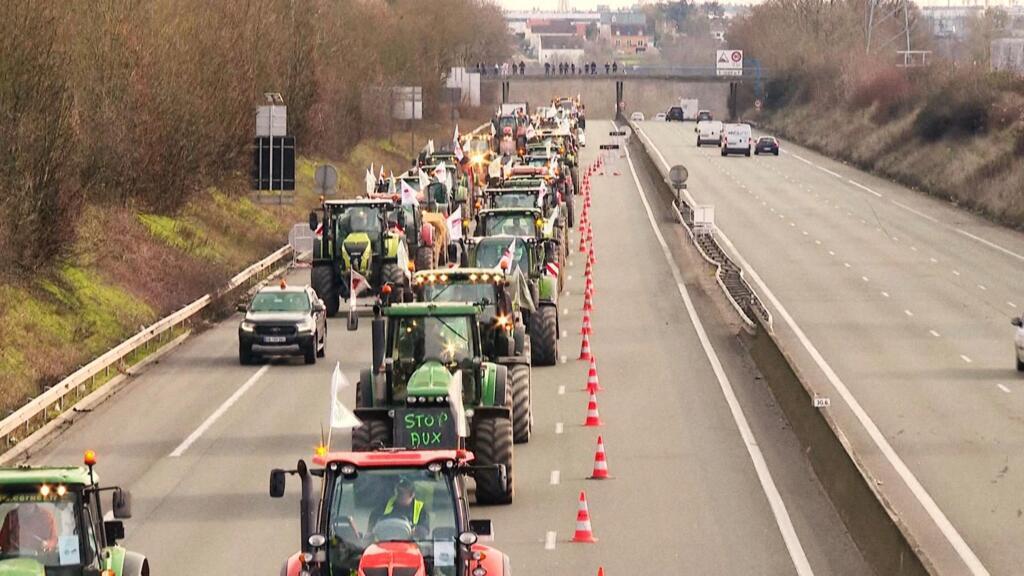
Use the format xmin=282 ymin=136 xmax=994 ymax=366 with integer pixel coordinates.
xmin=0 ymin=0 xmax=510 ymax=274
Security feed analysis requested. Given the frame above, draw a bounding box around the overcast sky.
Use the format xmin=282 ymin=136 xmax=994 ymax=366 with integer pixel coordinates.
xmin=495 ymin=0 xmax=1022 ymax=9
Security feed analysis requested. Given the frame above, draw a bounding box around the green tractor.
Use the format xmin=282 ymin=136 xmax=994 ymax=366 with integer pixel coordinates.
xmin=467 ymin=207 xmax=562 ymax=366
xmin=483 ymin=174 xmax=568 ymax=264
xmin=0 ymin=451 xmax=148 ymax=575
xmin=352 ymin=302 xmax=515 ymax=505
xmin=412 ymin=269 xmax=535 ymax=444
xmin=309 ymin=199 xmax=411 ymax=317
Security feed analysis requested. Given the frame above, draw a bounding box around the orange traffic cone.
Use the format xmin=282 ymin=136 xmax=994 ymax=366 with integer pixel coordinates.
xmin=580 ymin=309 xmax=592 ymax=336
xmin=578 ymin=331 xmax=592 ymax=361
xmin=585 ymin=274 xmax=595 ymax=295
xmin=590 ymin=435 xmax=610 ymax=479
xmin=578 ymin=233 xmax=587 ymax=254
xmin=583 ymin=290 xmax=593 ymax=313
xmin=572 ymin=491 xmax=598 ymax=543
xmin=588 ymin=247 xmax=596 ymax=265
xmin=583 ymin=390 xmax=603 ymax=427
xmin=598 ymin=568 xmax=606 ymax=576
xmin=586 ymin=355 xmax=602 ymax=392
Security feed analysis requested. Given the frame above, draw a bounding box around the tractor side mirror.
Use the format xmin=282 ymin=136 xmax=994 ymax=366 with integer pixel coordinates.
xmin=471 ymin=357 xmax=482 ymax=370
xmin=112 ymin=488 xmax=132 ymax=519
xmin=269 ymin=469 xmax=287 ymax=498
xmin=103 ymin=520 xmax=125 ymax=543
xmin=308 ymin=211 xmax=319 ymax=232
xmin=371 ymin=316 xmax=386 ymax=372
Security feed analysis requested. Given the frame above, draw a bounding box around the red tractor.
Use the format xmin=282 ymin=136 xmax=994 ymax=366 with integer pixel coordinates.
xmin=271 ymin=449 xmax=511 ymax=576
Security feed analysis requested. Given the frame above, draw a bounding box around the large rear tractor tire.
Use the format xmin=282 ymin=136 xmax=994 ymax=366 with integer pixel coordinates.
xmin=471 ymin=415 xmax=514 ymax=505
xmin=311 ymin=265 xmax=340 ymax=317
xmin=351 ymin=418 xmax=392 ymax=452
xmin=529 ymin=304 xmax=558 ymax=366
xmin=509 ymin=363 xmax=532 ymax=444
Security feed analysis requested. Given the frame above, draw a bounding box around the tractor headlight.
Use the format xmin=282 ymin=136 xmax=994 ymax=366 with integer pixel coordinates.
xmin=240 ymin=321 xmax=255 ymax=332
xmin=419 ymin=396 xmax=428 ymax=403
xmin=296 ymin=318 xmax=316 ymax=333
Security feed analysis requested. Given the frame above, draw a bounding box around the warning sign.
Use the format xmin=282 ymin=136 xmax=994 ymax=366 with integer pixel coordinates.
xmin=716 ymin=50 xmax=743 ymax=72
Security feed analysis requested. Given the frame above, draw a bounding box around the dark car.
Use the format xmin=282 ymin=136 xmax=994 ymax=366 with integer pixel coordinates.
xmin=696 ymin=110 xmax=713 ymax=123
xmin=754 ymin=136 xmax=780 ymax=156
xmin=666 ymin=106 xmax=685 ymax=122
xmin=238 ymin=282 xmax=327 ymax=365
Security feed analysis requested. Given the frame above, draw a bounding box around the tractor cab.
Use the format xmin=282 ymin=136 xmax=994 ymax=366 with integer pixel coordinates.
xmin=0 ymin=452 xmax=147 ymax=576
xmin=270 ymin=450 xmax=509 ymax=576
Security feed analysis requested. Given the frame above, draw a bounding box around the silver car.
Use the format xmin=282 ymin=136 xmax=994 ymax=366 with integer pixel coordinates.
xmin=238 ymin=283 xmax=327 ymax=365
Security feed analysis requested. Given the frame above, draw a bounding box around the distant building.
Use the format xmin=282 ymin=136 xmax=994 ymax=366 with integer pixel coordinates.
xmin=538 ymin=36 xmax=585 ymax=65
xmin=603 ymin=23 xmax=653 ymax=53
xmin=992 ymin=38 xmax=1024 ymax=74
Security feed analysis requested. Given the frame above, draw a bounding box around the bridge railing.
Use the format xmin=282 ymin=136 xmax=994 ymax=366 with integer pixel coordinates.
xmin=479 ymin=65 xmax=767 ymax=80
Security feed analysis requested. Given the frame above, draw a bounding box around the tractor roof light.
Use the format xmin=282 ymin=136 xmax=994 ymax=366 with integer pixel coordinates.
xmin=468 ymin=274 xmax=478 ymax=282
xmin=427 ymin=274 xmax=437 ymax=283
xmin=56 ymin=485 xmax=67 ymax=497
xmin=83 ymin=450 xmax=97 ymax=467
xmin=340 ymin=464 xmax=357 ymax=476
xmin=315 ymin=444 xmax=328 ymax=457
xmin=428 ymin=462 xmax=443 ymax=472
xmin=382 ymin=284 xmax=393 ymax=296
xmin=39 ymin=484 xmax=51 ymax=497
xmin=481 ymin=273 xmax=491 ymax=281
xmin=439 ymin=274 xmax=449 ymax=282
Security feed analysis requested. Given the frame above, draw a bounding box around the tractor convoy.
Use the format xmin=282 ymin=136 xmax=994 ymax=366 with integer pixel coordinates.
xmin=272 ymin=96 xmax=586 ymax=575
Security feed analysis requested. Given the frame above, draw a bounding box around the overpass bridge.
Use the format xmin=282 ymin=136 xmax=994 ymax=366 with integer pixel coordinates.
xmin=480 ymin=66 xmax=769 ymax=120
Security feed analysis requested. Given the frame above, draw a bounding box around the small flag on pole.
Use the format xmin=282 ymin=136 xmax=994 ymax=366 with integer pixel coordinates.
xmin=446 ymin=206 xmax=463 ymax=241
xmin=329 ymin=362 xmax=362 ymax=429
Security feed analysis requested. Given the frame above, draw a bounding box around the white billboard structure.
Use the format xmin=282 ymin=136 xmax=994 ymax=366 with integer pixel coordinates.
xmin=392 ymin=86 xmax=423 ymax=120
xmin=716 ymin=50 xmax=743 ymax=77
xmin=446 ymin=67 xmax=481 ymax=107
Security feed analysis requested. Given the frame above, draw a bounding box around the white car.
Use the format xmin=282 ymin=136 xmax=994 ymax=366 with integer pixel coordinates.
xmin=630 ymin=112 xmax=645 ymax=122
xmin=654 ymin=112 xmax=667 ymax=121
xmin=721 ymin=123 xmax=752 ymax=157
xmin=696 ymin=120 xmax=723 ymax=147
xmin=1012 ymin=316 xmax=1024 ymax=370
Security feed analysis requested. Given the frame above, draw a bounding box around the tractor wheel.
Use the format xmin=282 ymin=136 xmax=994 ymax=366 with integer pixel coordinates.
xmin=415 ymin=245 xmax=436 ymax=272
xmin=382 ymin=263 xmax=406 ymax=303
xmin=513 ymin=325 xmax=526 ymax=356
xmin=356 ymin=368 xmax=374 ymax=407
xmin=352 ymin=418 xmax=392 ymax=452
xmin=471 ymin=414 xmax=514 ymax=505
xmin=529 ymin=304 xmax=558 ymax=366
xmin=311 ymin=265 xmax=340 ymax=317
xmin=121 ymin=553 xmax=149 ymax=576
xmin=509 ymin=363 xmax=532 ymax=444
xmin=572 ymin=166 xmax=580 ymax=197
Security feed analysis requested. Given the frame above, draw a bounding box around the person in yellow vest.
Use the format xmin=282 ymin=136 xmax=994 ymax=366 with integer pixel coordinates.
xmin=368 ymin=477 xmax=430 ymax=539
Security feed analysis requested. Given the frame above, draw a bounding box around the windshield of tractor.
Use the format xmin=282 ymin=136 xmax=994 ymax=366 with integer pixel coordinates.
xmin=0 ymin=490 xmax=90 ymax=568
xmin=393 ymin=316 xmax=472 ymax=365
xmin=326 ymin=467 xmax=460 ymax=576
xmin=496 ymin=116 xmax=517 ymax=133
xmin=467 ymin=139 xmax=489 ymax=156
xmin=338 ymin=206 xmax=382 ymax=238
xmin=492 ymin=193 xmax=537 ymax=210
xmin=475 ymin=238 xmax=529 ymax=273
xmin=481 ymin=213 xmax=538 ymax=238
xmin=250 ymin=291 xmax=310 ymax=313
xmin=423 ymin=283 xmax=499 ymax=319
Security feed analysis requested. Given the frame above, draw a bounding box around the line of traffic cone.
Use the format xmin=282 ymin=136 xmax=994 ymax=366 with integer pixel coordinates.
xmin=580 ymin=308 xmax=592 ymax=336
xmin=583 ymin=390 xmax=603 ymax=427
xmin=572 ymin=491 xmax=598 ymax=543
xmin=578 ymin=331 xmax=592 ymax=361
xmin=590 ymin=435 xmax=610 ymax=479
xmin=585 ymin=355 xmax=602 ymax=392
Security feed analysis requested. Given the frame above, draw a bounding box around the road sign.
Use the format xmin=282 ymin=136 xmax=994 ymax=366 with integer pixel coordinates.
xmin=392 ymin=86 xmax=423 ymax=120
xmin=314 ymin=164 xmax=338 ymax=196
xmin=256 ymin=106 xmax=287 ymax=137
xmin=599 ymin=144 xmax=620 ymax=150
xmin=609 ymin=131 xmax=627 ymax=136
xmin=669 ymin=165 xmax=689 ymax=188
xmin=252 ymin=136 xmax=296 ymax=191
xmin=693 ymin=205 xmax=715 ymax=234
xmin=813 ymin=397 xmax=831 ymax=408
xmin=716 ymin=50 xmax=743 ymax=74
xmin=716 ymin=69 xmax=743 ymax=77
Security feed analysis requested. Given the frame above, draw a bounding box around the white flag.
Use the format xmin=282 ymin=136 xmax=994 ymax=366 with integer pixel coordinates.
xmin=426 ymin=139 xmax=435 ymax=156
xmin=497 ymin=238 xmax=517 ymax=271
xmin=418 ymin=169 xmax=430 ymax=192
xmin=448 ymin=370 xmax=468 ymax=439
xmin=401 ymin=180 xmax=419 ymax=206
xmin=330 ymin=362 xmax=362 ymax=429
xmin=388 ymin=172 xmax=396 ymax=195
xmin=446 ymin=206 xmax=463 ymax=241
xmin=453 ymin=125 xmax=464 ymax=162
xmin=434 ymin=162 xmax=447 ymax=183
xmin=365 ymin=167 xmax=375 ymax=194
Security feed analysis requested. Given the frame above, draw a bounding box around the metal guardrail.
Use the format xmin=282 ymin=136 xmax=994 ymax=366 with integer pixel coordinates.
xmin=0 ymin=244 xmax=294 ymax=449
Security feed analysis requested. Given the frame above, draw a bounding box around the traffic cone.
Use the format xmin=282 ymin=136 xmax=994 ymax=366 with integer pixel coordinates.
xmin=578 ymin=233 xmax=587 ymax=253
xmin=584 ymin=274 xmax=595 ymax=295
xmin=583 ymin=390 xmax=603 ymax=427
xmin=578 ymin=331 xmax=592 ymax=361
xmin=588 ymin=246 xmax=596 ymax=265
xmin=580 ymin=308 xmax=592 ymax=335
xmin=585 ymin=355 xmax=602 ymax=392
xmin=572 ymin=491 xmax=598 ymax=543
xmin=583 ymin=290 xmax=593 ymax=313
xmin=590 ymin=435 xmax=610 ymax=479
xmin=598 ymin=569 xmax=606 ymax=576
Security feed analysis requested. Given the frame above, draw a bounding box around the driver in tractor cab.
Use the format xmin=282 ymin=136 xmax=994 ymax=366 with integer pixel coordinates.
xmin=368 ymin=477 xmax=431 ymax=540
xmin=0 ymin=502 xmax=59 ymax=555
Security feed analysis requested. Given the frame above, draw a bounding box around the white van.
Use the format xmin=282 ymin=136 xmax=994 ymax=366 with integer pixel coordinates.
xmin=721 ymin=123 xmax=752 ymax=157
xmin=696 ymin=121 xmax=723 ymax=147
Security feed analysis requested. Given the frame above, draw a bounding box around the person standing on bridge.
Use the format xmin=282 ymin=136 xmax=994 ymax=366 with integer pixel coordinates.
xmin=605 ymin=62 xmax=610 ymax=74
xmin=519 ymin=61 xmax=525 ymax=75
xmin=544 ymin=62 xmax=550 ymax=76
xmin=591 ymin=61 xmax=597 ymax=75
xmin=612 ymin=61 xmax=618 ymax=73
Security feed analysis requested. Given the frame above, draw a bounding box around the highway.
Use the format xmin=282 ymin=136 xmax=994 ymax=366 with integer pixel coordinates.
xmin=25 ymin=121 xmax=870 ymax=574
xmin=636 ymin=120 xmax=1024 ymax=575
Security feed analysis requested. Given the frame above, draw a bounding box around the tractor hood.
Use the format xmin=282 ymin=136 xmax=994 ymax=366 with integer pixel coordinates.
xmin=0 ymin=558 xmax=45 ymax=576
xmin=358 ymin=541 xmax=426 ymax=576
xmin=407 ymin=361 xmax=452 ymax=397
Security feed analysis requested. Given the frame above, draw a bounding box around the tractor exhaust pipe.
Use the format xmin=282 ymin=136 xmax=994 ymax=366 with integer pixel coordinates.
xmin=371 ymin=306 xmax=385 ymax=373
xmin=297 ymin=459 xmax=313 ymax=554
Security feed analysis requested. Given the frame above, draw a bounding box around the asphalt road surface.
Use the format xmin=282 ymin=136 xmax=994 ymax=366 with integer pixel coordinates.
xmin=637 ymin=120 xmax=1024 ymax=575
xmin=27 ymin=121 xmax=870 ymax=575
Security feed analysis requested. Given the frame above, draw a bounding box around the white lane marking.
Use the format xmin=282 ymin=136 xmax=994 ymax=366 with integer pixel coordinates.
xmin=635 ymin=126 xmax=990 ymax=576
xmin=978 ymin=284 xmax=987 ymax=291
xmin=930 ymin=258 xmax=938 ymax=263
xmin=891 ymin=200 xmax=940 ymax=223
xmin=828 ymin=250 xmax=836 ymax=256
xmin=550 ymin=470 xmax=561 ymax=485
xmin=961 ymin=355 xmax=973 ymax=364
xmin=802 ymin=231 xmax=809 ymax=236
xmin=555 ymin=422 xmax=564 ymax=434
xmin=568 ymin=275 xmax=574 ymax=281
xmin=998 ymin=384 xmax=1011 ymax=394
xmin=956 ymin=229 xmax=1024 ymax=263
xmin=103 ymin=511 xmax=114 ymax=522
xmin=170 ymin=365 xmax=270 ymax=457
xmin=953 ymin=270 xmax=961 ymax=277
xmin=815 ymin=240 xmax=822 ymax=245
xmin=819 ymin=166 xmax=843 ymax=179
xmin=881 ymin=291 xmax=890 ymax=298
xmin=624 ymin=127 xmax=814 ymax=576
xmin=862 ymin=276 xmax=870 ymax=282
xmin=558 ymin=384 xmax=566 ymax=395
xmin=910 ymin=246 xmax=918 ymax=252
xmin=843 ymin=262 xmax=851 ymax=269
xmin=563 ymin=308 xmax=569 ymax=316
xmin=791 ymin=153 xmax=814 ymax=166
xmin=904 ymin=309 xmax=914 ymax=317
xmin=1009 ymin=302 xmax=1018 ymax=309
xmin=559 ymin=355 xmax=567 ymax=364
xmin=848 ymin=179 xmax=883 ymax=197
xmin=544 ymin=531 xmax=557 ymax=550
xmin=930 ymin=330 xmax=941 ymax=338
xmin=561 ymin=330 xmax=568 ymax=338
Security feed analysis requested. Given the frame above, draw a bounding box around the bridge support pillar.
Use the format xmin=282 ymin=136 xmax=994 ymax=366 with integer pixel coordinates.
xmin=502 ymin=81 xmax=510 ymax=104
xmin=728 ymin=82 xmax=738 ymax=121
xmin=615 ymin=80 xmax=625 ymax=122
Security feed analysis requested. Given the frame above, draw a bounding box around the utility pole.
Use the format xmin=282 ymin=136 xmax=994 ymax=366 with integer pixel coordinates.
xmin=866 ymin=0 xmax=913 ymax=57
